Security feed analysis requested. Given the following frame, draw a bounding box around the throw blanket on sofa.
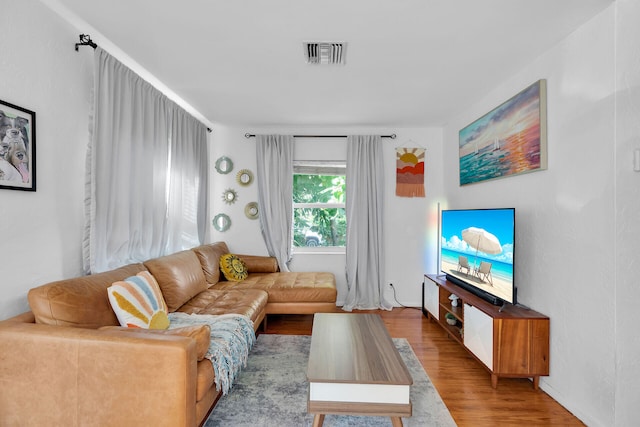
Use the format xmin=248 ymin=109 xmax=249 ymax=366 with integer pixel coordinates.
xmin=168 ymin=312 xmax=256 ymax=395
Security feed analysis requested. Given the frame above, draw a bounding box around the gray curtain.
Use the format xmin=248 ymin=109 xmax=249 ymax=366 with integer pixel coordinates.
xmin=84 ymin=47 xmax=208 ymax=273
xmin=255 ymin=134 xmax=294 ymax=272
xmin=343 ymin=135 xmax=392 ymax=311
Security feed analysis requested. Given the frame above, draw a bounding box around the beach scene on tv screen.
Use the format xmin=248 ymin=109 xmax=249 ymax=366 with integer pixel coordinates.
xmin=441 ymin=209 xmax=514 ymax=302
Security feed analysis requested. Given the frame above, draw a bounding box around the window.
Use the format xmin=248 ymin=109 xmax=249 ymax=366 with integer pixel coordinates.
xmin=293 ymin=161 xmax=346 ymax=251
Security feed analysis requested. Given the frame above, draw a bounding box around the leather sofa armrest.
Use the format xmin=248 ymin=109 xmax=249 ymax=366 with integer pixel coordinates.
xmin=235 ymin=254 xmax=279 ymax=273
xmin=0 ymin=322 xmax=198 ymax=427
xmin=0 ymin=310 xmax=35 ymax=324
xmin=100 ymin=324 xmax=211 ymax=361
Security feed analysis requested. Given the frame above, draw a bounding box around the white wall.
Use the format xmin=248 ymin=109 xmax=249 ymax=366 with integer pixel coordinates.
xmin=443 ymin=7 xmax=616 ymax=426
xmin=0 ymin=2 xmax=92 ymax=319
xmin=208 ymin=125 xmax=444 ymax=306
xmin=614 ymin=0 xmax=640 ymax=425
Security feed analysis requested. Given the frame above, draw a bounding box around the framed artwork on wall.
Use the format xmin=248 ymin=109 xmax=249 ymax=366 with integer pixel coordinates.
xmin=459 ymin=79 xmax=547 ymax=186
xmin=0 ymin=99 xmax=36 ymax=191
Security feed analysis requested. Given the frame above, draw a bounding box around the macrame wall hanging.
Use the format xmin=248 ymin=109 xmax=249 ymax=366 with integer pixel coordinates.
xmin=395 ymin=147 xmax=425 ymax=198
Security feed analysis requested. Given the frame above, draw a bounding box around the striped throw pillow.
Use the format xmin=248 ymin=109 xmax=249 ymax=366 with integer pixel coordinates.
xmin=108 ymin=271 xmax=170 ymax=329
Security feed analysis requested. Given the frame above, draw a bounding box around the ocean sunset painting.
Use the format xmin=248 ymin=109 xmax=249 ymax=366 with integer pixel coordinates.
xmin=459 ymin=80 xmax=547 ymax=186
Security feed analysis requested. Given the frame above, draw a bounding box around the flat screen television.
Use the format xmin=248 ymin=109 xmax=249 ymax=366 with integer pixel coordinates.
xmin=440 ymin=208 xmax=516 ymax=306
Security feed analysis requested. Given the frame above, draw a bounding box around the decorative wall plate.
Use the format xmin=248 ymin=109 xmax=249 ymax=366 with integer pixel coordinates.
xmin=236 ymin=169 xmax=254 ymax=186
xmin=215 ymin=156 xmax=233 ymax=174
xmin=244 ymin=202 xmax=259 ymax=220
xmin=222 ymin=188 xmax=238 ymax=205
xmin=212 ymin=213 xmax=231 ymax=232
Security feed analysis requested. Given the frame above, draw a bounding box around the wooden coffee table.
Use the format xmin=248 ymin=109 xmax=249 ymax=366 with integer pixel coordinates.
xmin=307 ymin=313 xmax=413 ymax=427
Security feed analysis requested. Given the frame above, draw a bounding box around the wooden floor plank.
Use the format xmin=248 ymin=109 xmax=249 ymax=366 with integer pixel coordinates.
xmin=263 ymin=307 xmax=585 ymax=427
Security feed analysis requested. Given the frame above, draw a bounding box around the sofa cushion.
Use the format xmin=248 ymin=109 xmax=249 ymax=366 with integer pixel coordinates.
xmin=178 ymin=288 xmax=268 ymax=325
xmin=167 ymin=324 xmax=211 ymax=361
xmin=107 ymin=271 xmax=169 ymax=329
xmin=144 ymin=250 xmax=209 ymax=312
xmin=196 ymin=359 xmax=215 ymax=401
xmin=220 ymin=254 xmax=248 ymax=281
xmin=235 ymin=255 xmax=279 ymax=273
xmin=211 ymin=272 xmax=337 ymax=304
xmin=28 ymin=263 xmax=147 ymax=328
xmin=192 ymin=242 xmax=230 ymax=284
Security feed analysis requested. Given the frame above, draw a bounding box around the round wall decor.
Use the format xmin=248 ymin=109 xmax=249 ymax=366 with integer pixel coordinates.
xmin=212 ymin=213 xmax=231 ymax=232
xmin=236 ymin=169 xmax=254 ymax=186
xmin=215 ymin=156 xmax=234 ymax=174
xmin=244 ymin=202 xmax=259 ymax=220
xmin=222 ymin=188 xmax=238 ymax=205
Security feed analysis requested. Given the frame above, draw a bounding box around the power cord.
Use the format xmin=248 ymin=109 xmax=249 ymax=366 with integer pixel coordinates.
xmin=389 ymin=283 xmax=421 ymax=311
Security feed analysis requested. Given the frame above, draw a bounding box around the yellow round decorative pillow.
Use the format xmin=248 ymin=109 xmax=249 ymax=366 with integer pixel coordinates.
xmin=220 ymin=253 xmax=248 ymax=281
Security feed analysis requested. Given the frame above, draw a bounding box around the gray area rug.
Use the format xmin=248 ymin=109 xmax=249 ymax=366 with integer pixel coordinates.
xmin=205 ymin=334 xmax=457 ymax=427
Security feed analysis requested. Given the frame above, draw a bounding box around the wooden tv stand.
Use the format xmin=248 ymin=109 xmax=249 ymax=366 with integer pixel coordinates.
xmin=423 ymin=274 xmax=549 ymax=389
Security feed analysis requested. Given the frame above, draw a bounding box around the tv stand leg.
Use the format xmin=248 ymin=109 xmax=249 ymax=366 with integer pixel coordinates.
xmin=491 ymin=375 xmax=541 ymax=390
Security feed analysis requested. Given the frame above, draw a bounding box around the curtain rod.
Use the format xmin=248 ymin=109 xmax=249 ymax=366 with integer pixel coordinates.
xmin=244 ymin=133 xmax=396 ymax=139
xmin=74 ymin=34 xmax=212 ymax=134
xmin=75 ymin=34 xmax=97 ymax=51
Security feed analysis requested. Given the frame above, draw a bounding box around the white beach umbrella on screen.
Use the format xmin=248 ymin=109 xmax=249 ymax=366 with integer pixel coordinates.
xmin=461 ymin=227 xmax=502 ymax=268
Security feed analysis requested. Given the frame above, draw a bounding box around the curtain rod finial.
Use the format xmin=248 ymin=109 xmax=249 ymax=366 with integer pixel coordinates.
xmin=75 ymin=34 xmax=97 ymax=51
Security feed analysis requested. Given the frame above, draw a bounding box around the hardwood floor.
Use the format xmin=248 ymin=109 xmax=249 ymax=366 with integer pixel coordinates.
xmin=262 ymin=308 xmax=585 ymax=427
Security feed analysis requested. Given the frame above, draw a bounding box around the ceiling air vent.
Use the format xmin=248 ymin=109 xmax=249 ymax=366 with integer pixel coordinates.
xmin=304 ymin=42 xmax=346 ymax=65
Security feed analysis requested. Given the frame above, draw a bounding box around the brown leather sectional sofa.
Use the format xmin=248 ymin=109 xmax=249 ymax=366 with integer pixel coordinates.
xmin=0 ymin=241 xmax=337 ymax=426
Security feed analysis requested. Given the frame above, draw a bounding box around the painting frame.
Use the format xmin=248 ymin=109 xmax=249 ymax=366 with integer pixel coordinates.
xmin=459 ymin=79 xmax=547 ymax=186
xmin=0 ymin=98 xmax=36 ymax=191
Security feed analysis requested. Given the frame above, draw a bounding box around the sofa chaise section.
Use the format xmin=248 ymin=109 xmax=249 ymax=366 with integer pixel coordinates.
xmin=192 ymin=242 xmax=338 ymax=315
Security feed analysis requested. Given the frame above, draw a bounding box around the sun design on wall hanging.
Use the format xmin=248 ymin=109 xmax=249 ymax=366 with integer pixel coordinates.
xmin=397 ymin=147 xmax=424 ymax=165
